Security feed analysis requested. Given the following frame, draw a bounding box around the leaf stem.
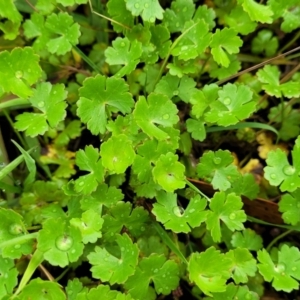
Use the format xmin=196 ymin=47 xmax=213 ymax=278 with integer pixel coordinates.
xmin=153 ymin=22 xmax=200 ymax=89
xmin=185 ymin=179 xmax=211 ymax=202
xmin=0 ymin=98 xmax=29 ymax=110
xmin=73 ymin=45 xmax=101 ymax=73
xmin=216 ymin=45 xmax=300 ymax=85
xmin=12 ymin=248 xmax=44 ymax=297
xmin=266 ymin=229 xmax=294 ymax=252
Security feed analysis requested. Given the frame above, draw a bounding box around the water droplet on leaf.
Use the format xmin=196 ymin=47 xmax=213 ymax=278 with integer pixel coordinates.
xmin=213 ymin=157 xmax=221 ymax=165
xmin=149 ymin=17 xmax=155 ymax=22
xmin=270 ymin=173 xmax=277 ymax=179
xmin=14 ymin=244 xmax=21 ymax=249
xmin=15 ymin=71 xmax=23 ymax=78
xmin=55 ymin=235 xmax=73 ymax=251
xmin=283 ymin=165 xmax=295 ymax=176
xmin=223 ymin=97 xmax=231 ymax=105
xmin=229 ymin=213 xmax=236 ymax=220
xmin=78 ymin=181 xmax=84 ymax=186
xmin=173 ymin=206 xmax=184 ymax=216
xmin=276 ymin=263 xmax=285 ymax=272
xmin=9 ymin=224 xmax=23 ymax=235
xmin=134 ymin=3 xmax=140 ymax=8
xmin=173 ymin=90 xmax=179 ymax=96
xmin=37 ymin=102 xmax=44 ymax=108
xmin=162 ymin=114 xmax=169 ymax=120
xmin=144 ymin=3 xmax=149 ymax=8
xmin=181 ymin=45 xmax=188 ymax=51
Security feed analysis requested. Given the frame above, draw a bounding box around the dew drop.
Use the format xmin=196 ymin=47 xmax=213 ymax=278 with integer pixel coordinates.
xmin=55 ymin=235 xmax=73 ymax=251
xmin=121 ymin=247 xmax=125 ymax=251
xmin=173 ymin=90 xmax=179 ymax=96
xmin=150 ymin=17 xmax=155 ymax=23
xmin=71 ymin=249 xmax=75 ymax=254
xmin=223 ymin=97 xmax=231 ymax=105
xmin=181 ymin=45 xmax=188 ymax=51
xmin=229 ymin=213 xmax=236 ymax=220
xmin=9 ymin=224 xmax=23 ymax=235
xmin=120 ymin=42 xmax=126 ymax=47
xmin=144 ymin=3 xmax=149 ymax=8
xmin=78 ymin=181 xmax=84 ymax=186
xmin=37 ymin=101 xmax=44 ymax=108
xmin=245 ymin=293 xmax=252 ymax=300
xmin=213 ymin=157 xmax=221 ymax=165
xmin=283 ymin=165 xmax=295 ymax=176
xmin=15 ymin=180 xmax=21 ymax=186
xmin=292 ymin=267 xmax=297 ymax=271
xmin=270 ymin=173 xmax=277 ymax=179
xmin=276 ymin=263 xmax=285 ymax=272
xmin=175 ymin=22 xmax=180 ymax=27
xmin=173 ymin=206 xmax=184 ymax=216
xmin=134 ymin=3 xmax=140 ymax=8
xmin=14 ymin=244 xmax=21 ymax=249
xmin=0 ymin=162 xmax=6 ymax=168
xmin=162 ymin=114 xmax=169 ymax=120
xmin=15 ymin=71 xmax=23 ymax=78
xmin=153 ymin=269 xmax=158 ymax=273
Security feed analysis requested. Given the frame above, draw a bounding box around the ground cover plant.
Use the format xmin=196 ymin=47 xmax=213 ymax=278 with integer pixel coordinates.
xmin=1 ymin=0 xmax=300 ymax=299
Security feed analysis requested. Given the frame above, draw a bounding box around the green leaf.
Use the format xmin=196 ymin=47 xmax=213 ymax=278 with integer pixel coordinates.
xmin=107 ymin=0 xmax=134 ymax=33
xmin=186 ymin=118 xmax=206 ymax=141
xmin=105 ymin=37 xmax=142 ymax=77
xmin=0 ymin=208 xmax=33 ymax=259
xmin=231 ymin=228 xmax=263 ymax=251
xmin=193 ymin=4 xmax=216 ymax=30
xmin=154 ymin=73 xmax=197 ymax=103
xmin=268 ymin=102 xmax=300 ymax=141
xmin=279 ymin=189 xmax=300 ymax=225
xmin=70 ymin=209 xmax=104 ymax=244
xmin=74 ymin=145 xmax=105 ymax=194
xmin=188 ymin=247 xmax=232 ymax=296
xmin=171 ymin=20 xmax=211 ymax=61
xmin=102 ymin=202 xmax=149 ymax=240
xmin=210 ymin=28 xmax=243 ymax=67
xmin=205 ymin=83 xmax=256 ymax=126
xmin=206 ymin=192 xmax=246 ymax=242
xmin=226 ymin=248 xmax=257 ymax=284
xmin=190 ymin=84 xmax=219 ymax=118
xmin=88 ymin=233 xmax=139 ymax=284
xmin=45 ymin=12 xmax=80 ymax=55
xmin=56 ymin=0 xmax=87 ymax=6
xmin=37 ymin=218 xmax=84 ymax=267
xmin=251 ymin=29 xmax=279 ymax=57
xmin=18 ymin=278 xmax=66 ymax=300
xmin=0 ymin=0 xmax=22 ymax=40
xmin=163 ymin=0 xmax=195 ymax=32
xmin=14 ymin=82 xmax=67 ymax=137
xmin=152 ymin=192 xmax=207 ymax=233
xmin=66 ymin=278 xmax=88 ymax=300
xmin=81 ymin=183 xmax=124 ymax=211
xmin=226 ymin=173 xmax=259 ymax=200
xmin=55 ymin=120 xmax=83 ymax=146
xmin=23 ymin=13 xmax=50 ymax=52
xmin=86 ymin=284 xmax=134 ymax=300
xmin=133 ymin=93 xmax=179 ymax=140
xmin=150 ymin=25 xmax=171 ymax=59
xmin=152 ymin=153 xmax=186 ymax=192
xmin=264 ymin=136 xmax=300 ymax=192
xmin=125 ymin=0 xmax=164 ymax=22
xmin=0 ymin=47 xmax=41 ymax=98
xmin=77 ymin=74 xmax=134 ymax=135
xmin=239 ymin=0 xmax=273 ymax=23
xmin=196 ymin=150 xmax=240 ymax=191
xmin=125 ymin=254 xmax=179 ymax=299
xmin=0 ymin=255 xmax=18 ymax=298
xmin=258 ymin=245 xmax=300 ymax=292
xmin=257 ymin=65 xmax=300 ymax=98
xmin=100 ymin=134 xmax=136 ymax=174
xmin=225 ymin=6 xmax=257 ymax=35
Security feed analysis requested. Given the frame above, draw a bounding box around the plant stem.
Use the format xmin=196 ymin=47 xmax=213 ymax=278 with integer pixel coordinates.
xmin=266 ymin=229 xmax=294 ymax=252
xmin=0 ymin=98 xmax=29 ymax=110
